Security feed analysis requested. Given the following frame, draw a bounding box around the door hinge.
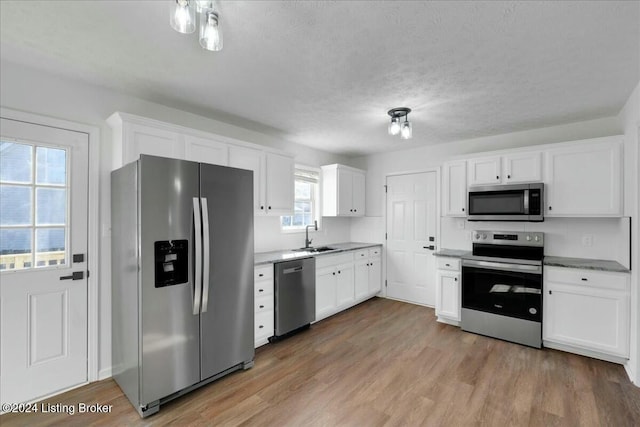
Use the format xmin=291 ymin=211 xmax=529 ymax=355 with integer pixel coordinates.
xmin=385 ymin=232 xmax=388 ymax=240
xmin=87 ymin=270 xmax=90 ymax=278
xmin=385 ymin=279 xmax=388 ymax=287
xmin=384 ymin=185 xmax=388 ymax=193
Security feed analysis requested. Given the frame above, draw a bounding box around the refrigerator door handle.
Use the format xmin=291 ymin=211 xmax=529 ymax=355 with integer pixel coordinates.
xmin=200 ymin=197 xmax=211 ymax=313
xmin=193 ymin=197 xmax=203 ymax=315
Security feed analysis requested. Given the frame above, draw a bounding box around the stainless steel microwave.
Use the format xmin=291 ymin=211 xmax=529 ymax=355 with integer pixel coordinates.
xmin=467 ymin=183 xmax=544 ymax=222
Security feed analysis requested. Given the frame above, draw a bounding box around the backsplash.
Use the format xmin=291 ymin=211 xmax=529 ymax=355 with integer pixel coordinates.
xmin=350 ymin=215 xmax=631 ymax=269
xmin=441 ymin=216 xmax=632 ymax=268
xmin=254 ymin=216 xmax=352 ymax=253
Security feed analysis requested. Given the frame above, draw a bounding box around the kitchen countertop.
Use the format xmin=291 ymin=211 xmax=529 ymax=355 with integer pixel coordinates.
xmin=433 ymin=249 xmax=471 ymax=258
xmin=543 ymin=256 xmax=630 ymax=273
xmin=255 ymin=242 xmax=382 ymax=265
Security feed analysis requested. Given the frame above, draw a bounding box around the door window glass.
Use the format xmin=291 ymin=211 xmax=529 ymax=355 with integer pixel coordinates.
xmin=0 ymin=142 xmax=68 ymax=271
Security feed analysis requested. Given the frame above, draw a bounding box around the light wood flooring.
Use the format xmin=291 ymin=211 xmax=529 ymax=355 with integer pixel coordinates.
xmin=3 ymin=297 xmax=640 ymax=426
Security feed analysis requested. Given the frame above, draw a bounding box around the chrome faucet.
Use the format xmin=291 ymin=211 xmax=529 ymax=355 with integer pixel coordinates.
xmin=304 ymin=221 xmax=318 ymax=249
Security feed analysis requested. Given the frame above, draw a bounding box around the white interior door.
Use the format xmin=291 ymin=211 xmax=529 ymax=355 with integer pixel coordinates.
xmin=386 ymin=172 xmax=437 ymax=306
xmin=0 ymin=118 xmax=89 ymax=405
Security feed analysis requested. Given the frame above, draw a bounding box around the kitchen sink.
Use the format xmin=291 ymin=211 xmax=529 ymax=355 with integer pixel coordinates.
xmin=293 ymin=246 xmax=336 ymax=253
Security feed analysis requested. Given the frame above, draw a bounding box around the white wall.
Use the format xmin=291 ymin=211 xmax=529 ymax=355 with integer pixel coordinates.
xmin=0 ymin=60 xmax=353 ymax=379
xmin=618 ymin=81 xmax=640 ymax=385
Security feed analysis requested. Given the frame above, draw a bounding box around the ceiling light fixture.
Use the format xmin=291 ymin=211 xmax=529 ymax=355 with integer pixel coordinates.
xmin=388 ymin=108 xmax=412 ymax=140
xmin=170 ymin=0 xmax=223 ymax=51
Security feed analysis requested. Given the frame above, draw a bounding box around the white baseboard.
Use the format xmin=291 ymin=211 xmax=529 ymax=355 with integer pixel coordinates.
xmin=98 ymin=367 xmax=112 ymax=380
xmin=624 ymin=361 xmax=638 ymax=387
xmin=543 ymin=340 xmax=627 ymax=365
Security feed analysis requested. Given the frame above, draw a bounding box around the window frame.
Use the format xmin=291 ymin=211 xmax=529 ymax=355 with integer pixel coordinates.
xmin=280 ymin=165 xmax=321 ymax=234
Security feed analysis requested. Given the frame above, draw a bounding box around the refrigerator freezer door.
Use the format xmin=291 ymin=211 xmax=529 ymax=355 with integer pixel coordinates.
xmin=139 ymin=156 xmax=201 ymax=405
xmin=199 ymin=163 xmax=255 ymax=380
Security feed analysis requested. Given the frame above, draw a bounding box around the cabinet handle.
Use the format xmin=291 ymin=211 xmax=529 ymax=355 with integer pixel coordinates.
xmin=259 ymin=305 xmax=264 ymax=309
xmin=354 ymin=209 xmax=357 ymax=212
xmin=259 ymin=325 xmax=264 ymax=329
xmin=581 ymin=278 xmax=588 ymax=281
xmin=549 ymin=290 xmax=552 ymax=295
xmin=549 ymin=206 xmax=552 ymax=211
xmin=445 ymin=263 xmax=451 ymax=267
xmin=259 ymin=289 xmax=264 ymax=293
xmin=496 ymin=175 xmax=499 ymax=180
xmin=268 ymin=206 xmax=272 ymax=210
xmin=507 ymin=175 xmax=511 ymax=179
xmin=258 ymin=273 xmax=264 ymax=277
xmin=333 ymin=272 xmax=336 ymax=276
xmin=462 ymin=208 xmax=465 ymax=212
xmin=338 ymin=270 xmax=341 ymax=274
xmin=454 ymin=278 xmax=458 ymax=282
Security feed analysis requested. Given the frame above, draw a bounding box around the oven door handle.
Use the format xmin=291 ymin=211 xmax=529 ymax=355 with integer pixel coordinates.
xmin=462 ymin=259 xmax=542 ymax=274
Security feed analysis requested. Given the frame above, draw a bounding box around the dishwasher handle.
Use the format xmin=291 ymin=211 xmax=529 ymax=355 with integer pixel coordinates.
xmin=283 ymin=266 xmax=304 ymax=274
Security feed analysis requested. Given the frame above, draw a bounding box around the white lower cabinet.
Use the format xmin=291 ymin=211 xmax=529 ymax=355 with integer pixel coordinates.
xmin=543 ymin=266 xmax=630 ymax=360
xmin=254 ymin=264 xmax=274 ymax=347
xmin=435 ymin=257 xmax=461 ymax=325
xmin=315 ymin=246 xmax=382 ymax=322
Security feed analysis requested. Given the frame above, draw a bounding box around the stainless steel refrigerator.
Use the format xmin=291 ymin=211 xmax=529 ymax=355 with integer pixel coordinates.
xmin=111 ymin=155 xmax=254 ymax=417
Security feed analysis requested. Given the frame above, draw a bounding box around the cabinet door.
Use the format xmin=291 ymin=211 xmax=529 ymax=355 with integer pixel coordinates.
xmin=184 ymin=135 xmax=228 ymax=166
xmin=315 ymin=266 xmax=337 ymax=321
xmin=264 ymin=152 xmax=294 ymax=215
xmin=503 ymin=151 xmax=542 ymax=183
xmin=544 ymin=283 xmax=629 ymax=357
xmin=436 ymin=271 xmax=460 ymax=321
xmin=443 ymin=161 xmax=467 ymax=216
xmin=351 ymin=172 xmax=366 ymax=216
xmin=545 ymin=139 xmax=622 ymax=216
xmin=368 ymin=257 xmax=382 ymax=294
xmin=354 ymin=259 xmax=369 ymax=299
xmin=125 ymin=123 xmax=183 ymax=163
xmin=337 ymin=169 xmax=354 ymax=216
xmin=336 ymin=263 xmax=355 ymax=308
xmin=468 ymin=156 xmax=501 ymax=185
xmin=228 ymin=146 xmax=264 ymax=213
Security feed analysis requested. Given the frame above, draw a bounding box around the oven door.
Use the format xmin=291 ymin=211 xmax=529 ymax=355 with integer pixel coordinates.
xmin=462 ymin=259 xmax=542 ymax=322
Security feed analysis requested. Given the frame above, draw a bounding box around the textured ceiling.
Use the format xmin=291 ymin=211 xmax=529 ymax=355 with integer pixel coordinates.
xmin=1 ymin=1 xmax=638 ymax=156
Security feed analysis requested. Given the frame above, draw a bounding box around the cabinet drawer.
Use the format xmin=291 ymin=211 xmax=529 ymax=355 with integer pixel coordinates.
xmin=255 ymin=310 xmax=274 ymax=338
xmin=354 ymin=250 xmax=369 ymax=260
xmin=254 ymin=264 xmax=274 ymax=281
xmin=368 ymin=247 xmax=381 ymax=257
xmin=436 ymin=257 xmax=461 ymax=271
xmin=545 ymin=267 xmax=629 ymax=292
xmin=316 ymin=252 xmax=354 ymax=269
xmin=255 ymin=279 xmax=274 ymax=297
xmin=255 ymin=295 xmax=274 ymax=313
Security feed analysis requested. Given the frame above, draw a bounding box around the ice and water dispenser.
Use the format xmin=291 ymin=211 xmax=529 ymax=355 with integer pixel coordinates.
xmin=154 ymin=240 xmax=188 ymax=287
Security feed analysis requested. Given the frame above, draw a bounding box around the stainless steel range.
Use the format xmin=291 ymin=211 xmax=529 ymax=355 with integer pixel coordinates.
xmin=461 ymin=231 xmax=544 ymax=348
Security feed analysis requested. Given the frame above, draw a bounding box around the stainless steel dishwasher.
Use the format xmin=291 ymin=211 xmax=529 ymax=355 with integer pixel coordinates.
xmin=273 ymin=257 xmax=316 ymax=339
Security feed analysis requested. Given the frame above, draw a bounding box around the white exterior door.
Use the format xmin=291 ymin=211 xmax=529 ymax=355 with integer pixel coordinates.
xmin=0 ymin=118 xmax=89 ymax=404
xmin=386 ymin=172 xmax=437 ymax=306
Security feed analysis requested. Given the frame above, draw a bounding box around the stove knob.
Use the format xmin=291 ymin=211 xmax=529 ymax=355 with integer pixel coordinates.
xmin=526 ymin=235 xmax=532 ymax=241
xmin=534 ymin=236 xmax=540 ymax=242
xmin=474 ymin=233 xmax=481 ymax=240
xmin=482 ymin=233 xmax=487 ymax=240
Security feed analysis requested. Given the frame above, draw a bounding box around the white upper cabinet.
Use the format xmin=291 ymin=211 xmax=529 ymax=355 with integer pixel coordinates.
xmin=322 ymin=164 xmax=366 ymax=217
xmin=264 ymin=152 xmax=294 ymax=215
xmin=442 ymin=160 xmax=467 ymax=217
xmin=502 ymin=151 xmax=542 ymax=183
xmin=228 ymin=146 xmax=264 ymax=213
xmin=108 ymin=112 xmax=294 ymax=217
xmin=228 ymin=147 xmax=294 ymax=216
xmin=545 ymin=137 xmax=623 ymax=217
xmin=467 ymin=156 xmax=501 ymax=186
xmin=468 ymin=152 xmax=542 ymax=186
xmin=184 ymin=134 xmax=228 ymax=166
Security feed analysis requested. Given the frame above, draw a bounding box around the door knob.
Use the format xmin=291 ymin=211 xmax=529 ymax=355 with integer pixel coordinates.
xmin=423 ymin=245 xmax=435 ymax=250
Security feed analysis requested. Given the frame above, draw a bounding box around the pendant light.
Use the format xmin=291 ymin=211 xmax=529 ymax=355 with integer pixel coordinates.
xmin=387 ymin=108 xmax=412 ymax=140
xmin=170 ymin=0 xmax=223 ymax=52
xmin=170 ymin=0 xmax=196 ymax=34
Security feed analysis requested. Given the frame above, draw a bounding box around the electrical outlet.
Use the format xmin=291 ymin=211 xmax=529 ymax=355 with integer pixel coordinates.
xmin=457 ymin=219 xmax=465 ymax=230
xmin=581 ymin=234 xmax=593 ymax=247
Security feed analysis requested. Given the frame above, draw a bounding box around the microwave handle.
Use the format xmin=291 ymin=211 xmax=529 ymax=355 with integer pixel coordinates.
xmin=523 ymin=189 xmax=529 ymax=214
